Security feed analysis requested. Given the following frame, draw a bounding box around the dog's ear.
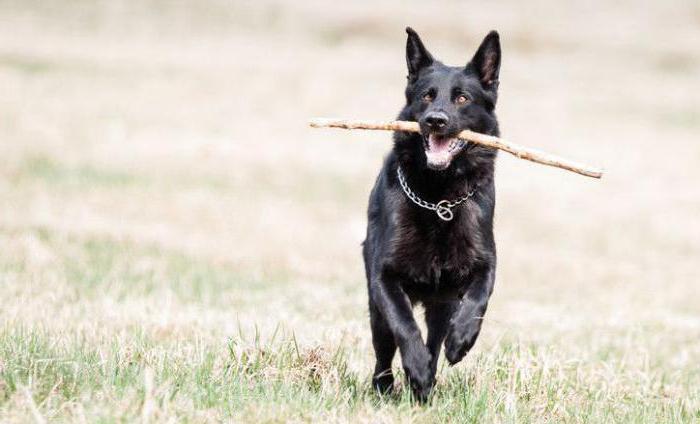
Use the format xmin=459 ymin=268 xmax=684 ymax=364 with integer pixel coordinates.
xmin=405 ymin=27 xmax=433 ymax=81
xmin=469 ymin=31 xmax=501 ymax=90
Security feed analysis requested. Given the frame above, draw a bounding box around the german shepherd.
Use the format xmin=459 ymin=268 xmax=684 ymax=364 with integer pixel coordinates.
xmin=362 ymin=27 xmax=500 ymax=401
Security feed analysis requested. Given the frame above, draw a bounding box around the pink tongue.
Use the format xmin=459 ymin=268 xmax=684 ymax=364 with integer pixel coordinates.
xmin=428 ymin=134 xmax=451 ymax=153
xmin=426 ymin=134 xmax=452 ymax=167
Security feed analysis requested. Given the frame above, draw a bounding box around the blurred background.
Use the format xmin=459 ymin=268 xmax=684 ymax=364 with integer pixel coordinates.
xmin=1 ymin=0 xmax=699 ymax=421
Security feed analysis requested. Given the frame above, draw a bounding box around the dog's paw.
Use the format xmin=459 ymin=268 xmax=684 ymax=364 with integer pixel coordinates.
xmin=401 ymin=344 xmax=435 ymax=402
xmin=372 ymin=372 xmax=394 ymax=395
xmin=444 ymin=325 xmax=478 ymax=365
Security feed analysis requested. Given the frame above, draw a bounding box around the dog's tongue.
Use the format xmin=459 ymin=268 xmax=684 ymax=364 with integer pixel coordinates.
xmin=426 ymin=134 xmax=454 ymax=168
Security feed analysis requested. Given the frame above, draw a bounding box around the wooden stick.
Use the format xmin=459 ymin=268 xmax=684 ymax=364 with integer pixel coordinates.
xmin=309 ymin=118 xmax=603 ymax=179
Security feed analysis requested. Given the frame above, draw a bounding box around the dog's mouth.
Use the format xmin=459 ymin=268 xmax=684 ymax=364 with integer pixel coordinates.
xmin=423 ymin=133 xmax=466 ymax=171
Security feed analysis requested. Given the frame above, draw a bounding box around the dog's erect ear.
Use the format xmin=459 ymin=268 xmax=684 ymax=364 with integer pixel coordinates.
xmin=405 ymin=27 xmax=433 ymax=81
xmin=469 ymin=31 xmax=501 ymax=89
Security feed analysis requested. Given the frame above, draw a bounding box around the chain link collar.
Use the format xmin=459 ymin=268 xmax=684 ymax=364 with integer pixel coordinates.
xmin=397 ymin=166 xmax=474 ymax=221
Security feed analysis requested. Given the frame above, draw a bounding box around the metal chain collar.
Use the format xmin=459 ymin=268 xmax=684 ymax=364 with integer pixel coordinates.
xmin=396 ymin=166 xmax=475 ymax=221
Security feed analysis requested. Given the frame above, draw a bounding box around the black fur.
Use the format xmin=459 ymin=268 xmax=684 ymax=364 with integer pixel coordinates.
xmin=362 ymin=28 xmax=501 ymax=401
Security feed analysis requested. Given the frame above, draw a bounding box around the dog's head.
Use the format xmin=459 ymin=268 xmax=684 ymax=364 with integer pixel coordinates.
xmin=398 ymin=27 xmax=501 ymax=171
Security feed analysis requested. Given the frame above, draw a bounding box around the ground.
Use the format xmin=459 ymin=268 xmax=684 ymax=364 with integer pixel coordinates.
xmin=0 ymin=0 xmax=699 ymax=422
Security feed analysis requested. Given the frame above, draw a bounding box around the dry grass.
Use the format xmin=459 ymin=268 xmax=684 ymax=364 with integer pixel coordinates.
xmin=0 ymin=0 xmax=699 ymax=422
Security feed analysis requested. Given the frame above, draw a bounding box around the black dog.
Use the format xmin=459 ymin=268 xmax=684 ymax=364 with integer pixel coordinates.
xmin=362 ymin=27 xmax=501 ymax=401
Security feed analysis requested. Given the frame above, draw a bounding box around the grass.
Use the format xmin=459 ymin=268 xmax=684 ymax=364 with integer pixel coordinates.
xmin=1 ymin=324 xmax=697 ymax=422
xmin=0 ymin=227 xmax=697 ymax=421
xmin=0 ymin=226 xmax=286 ymax=307
xmin=0 ymin=54 xmax=57 ymax=75
xmin=19 ymin=155 xmax=139 ymax=188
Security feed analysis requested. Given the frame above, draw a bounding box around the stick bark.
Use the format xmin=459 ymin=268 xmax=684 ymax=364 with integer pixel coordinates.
xmin=309 ymin=118 xmax=603 ymax=179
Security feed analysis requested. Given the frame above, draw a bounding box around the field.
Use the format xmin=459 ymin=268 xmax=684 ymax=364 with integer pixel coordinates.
xmin=1 ymin=0 xmax=699 ymax=422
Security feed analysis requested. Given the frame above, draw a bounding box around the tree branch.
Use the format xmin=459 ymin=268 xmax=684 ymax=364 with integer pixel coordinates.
xmin=309 ymin=118 xmax=603 ymax=179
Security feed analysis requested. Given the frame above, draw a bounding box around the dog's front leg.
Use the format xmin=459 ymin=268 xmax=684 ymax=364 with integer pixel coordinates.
xmin=371 ymin=273 xmax=434 ymax=401
xmin=444 ymin=263 xmax=496 ymax=365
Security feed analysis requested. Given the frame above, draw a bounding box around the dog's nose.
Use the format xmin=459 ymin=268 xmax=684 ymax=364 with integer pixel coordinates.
xmin=424 ymin=112 xmax=448 ymax=130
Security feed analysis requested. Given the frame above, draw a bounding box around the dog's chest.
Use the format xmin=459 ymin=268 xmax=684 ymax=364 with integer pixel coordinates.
xmin=388 ymin=203 xmax=481 ymax=287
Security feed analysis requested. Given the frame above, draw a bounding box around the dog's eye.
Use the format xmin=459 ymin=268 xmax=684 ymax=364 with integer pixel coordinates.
xmin=422 ymin=93 xmax=434 ymax=102
xmin=456 ymin=95 xmax=470 ymax=105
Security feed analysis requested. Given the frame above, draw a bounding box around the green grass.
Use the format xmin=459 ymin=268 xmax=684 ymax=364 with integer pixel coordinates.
xmin=13 ymin=154 xmax=362 ymax=206
xmin=19 ymin=155 xmax=139 ymax=189
xmin=0 ymin=227 xmax=697 ymax=422
xmin=0 ymin=54 xmax=57 ymax=75
xmin=0 ymin=226 xmax=285 ymax=307
xmin=0 ymin=325 xmax=362 ymax=422
xmin=1 ymin=325 xmax=697 ymax=422
xmin=0 ymin=225 xmax=698 ymax=421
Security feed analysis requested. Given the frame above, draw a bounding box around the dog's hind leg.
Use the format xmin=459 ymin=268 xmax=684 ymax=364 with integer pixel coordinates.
xmin=369 ymin=298 xmax=396 ymax=394
xmin=424 ymin=301 xmax=458 ymax=376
